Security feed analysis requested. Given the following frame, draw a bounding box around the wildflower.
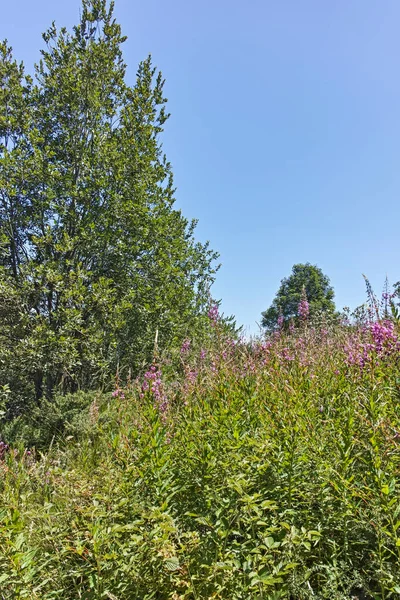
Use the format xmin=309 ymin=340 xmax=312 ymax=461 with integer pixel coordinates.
xmin=187 ymin=369 xmax=198 ymax=383
xmin=112 ymin=387 xmax=125 ymax=399
xmin=0 ymin=441 xmax=9 ymax=461
xmin=180 ymin=338 xmax=191 ymax=354
xmin=281 ymin=347 xmax=295 ymax=361
xmin=141 ymin=366 xmax=169 ymax=424
xmin=344 ymin=319 xmax=399 ymax=368
xmin=298 ymin=287 xmax=309 ymax=320
xmin=208 ymin=302 xmax=219 ymax=326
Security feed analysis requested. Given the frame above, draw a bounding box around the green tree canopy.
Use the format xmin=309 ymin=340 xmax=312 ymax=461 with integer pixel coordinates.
xmin=0 ymin=0 xmax=218 ymax=411
xmin=261 ymin=263 xmax=336 ymax=330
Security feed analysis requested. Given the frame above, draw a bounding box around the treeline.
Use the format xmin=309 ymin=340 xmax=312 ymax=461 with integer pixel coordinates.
xmin=0 ymin=0 xmax=218 ymax=418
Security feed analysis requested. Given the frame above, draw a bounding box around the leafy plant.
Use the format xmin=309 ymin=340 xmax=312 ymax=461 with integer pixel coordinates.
xmin=0 ymin=311 xmax=399 ymax=598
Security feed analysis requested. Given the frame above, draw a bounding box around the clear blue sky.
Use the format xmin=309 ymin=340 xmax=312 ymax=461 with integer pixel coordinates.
xmin=2 ymin=0 xmax=400 ymax=334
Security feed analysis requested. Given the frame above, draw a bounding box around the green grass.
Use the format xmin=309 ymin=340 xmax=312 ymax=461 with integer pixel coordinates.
xmin=1 ymin=321 xmax=400 ymax=599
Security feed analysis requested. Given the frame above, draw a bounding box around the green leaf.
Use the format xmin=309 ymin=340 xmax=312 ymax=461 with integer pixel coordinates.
xmin=164 ymin=557 xmax=180 ymax=571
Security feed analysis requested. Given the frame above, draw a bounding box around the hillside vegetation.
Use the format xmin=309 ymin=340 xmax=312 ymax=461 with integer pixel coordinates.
xmin=1 ymin=308 xmax=400 ymax=599
xmin=1 ymin=2 xmax=400 ymax=598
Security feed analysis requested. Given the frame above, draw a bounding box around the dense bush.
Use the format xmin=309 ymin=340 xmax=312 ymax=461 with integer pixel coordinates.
xmin=0 ymin=390 xmax=105 ymax=449
xmin=1 ymin=310 xmax=400 ymax=599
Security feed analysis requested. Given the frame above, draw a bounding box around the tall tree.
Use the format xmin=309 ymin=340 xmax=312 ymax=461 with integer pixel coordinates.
xmin=261 ymin=263 xmax=335 ymax=330
xmin=0 ymin=0 xmax=218 ymax=410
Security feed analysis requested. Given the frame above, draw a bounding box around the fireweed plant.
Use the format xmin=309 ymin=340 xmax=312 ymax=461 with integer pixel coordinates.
xmin=0 ymin=298 xmax=400 ymax=599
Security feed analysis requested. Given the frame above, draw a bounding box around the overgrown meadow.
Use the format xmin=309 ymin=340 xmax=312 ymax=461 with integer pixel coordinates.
xmin=1 ymin=2 xmax=399 ymax=597
xmin=1 ymin=303 xmax=400 ymax=600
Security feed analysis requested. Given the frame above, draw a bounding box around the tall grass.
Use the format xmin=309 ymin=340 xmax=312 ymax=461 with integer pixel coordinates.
xmin=0 ymin=313 xmax=400 ymax=599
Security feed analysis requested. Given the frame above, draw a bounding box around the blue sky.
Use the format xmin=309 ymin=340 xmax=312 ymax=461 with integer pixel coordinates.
xmin=2 ymin=0 xmax=400 ymax=334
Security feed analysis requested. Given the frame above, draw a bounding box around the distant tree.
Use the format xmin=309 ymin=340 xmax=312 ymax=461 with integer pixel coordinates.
xmin=0 ymin=0 xmax=218 ymax=411
xmin=261 ymin=263 xmax=336 ymax=330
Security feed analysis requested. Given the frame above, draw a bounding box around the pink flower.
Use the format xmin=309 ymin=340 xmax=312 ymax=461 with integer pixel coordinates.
xmin=298 ymin=298 xmax=309 ymax=320
xmin=180 ymin=338 xmax=191 ymax=354
xmin=141 ymin=366 xmax=169 ymax=423
xmin=208 ymin=303 xmax=219 ymax=326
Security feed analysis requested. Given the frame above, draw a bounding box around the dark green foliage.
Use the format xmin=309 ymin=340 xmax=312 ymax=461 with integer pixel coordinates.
xmin=262 ymin=263 xmax=336 ymax=330
xmin=0 ymin=0 xmax=218 ymax=414
xmin=1 ymin=390 xmax=104 ymax=449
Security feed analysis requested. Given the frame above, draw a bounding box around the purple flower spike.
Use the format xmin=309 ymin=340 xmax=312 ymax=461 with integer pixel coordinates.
xmin=180 ymin=338 xmax=191 ymax=354
xmin=298 ymin=298 xmax=309 ymax=320
xmin=208 ymin=303 xmax=219 ymax=326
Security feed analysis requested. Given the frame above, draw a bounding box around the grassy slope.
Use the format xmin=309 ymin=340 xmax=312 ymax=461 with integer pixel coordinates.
xmin=0 ymin=322 xmax=400 ymax=599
